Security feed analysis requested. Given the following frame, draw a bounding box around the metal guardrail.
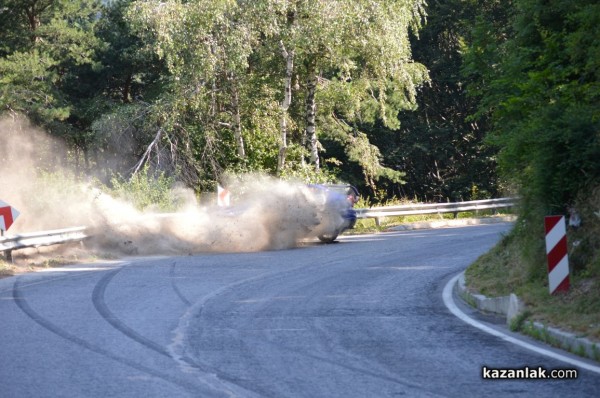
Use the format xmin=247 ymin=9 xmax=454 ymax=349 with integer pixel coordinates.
xmin=0 ymin=198 xmax=516 ymax=261
xmin=0 ymin=226 xmax=88 ymax=262
xmin=355 ymin=197 xmax=517 ymax=226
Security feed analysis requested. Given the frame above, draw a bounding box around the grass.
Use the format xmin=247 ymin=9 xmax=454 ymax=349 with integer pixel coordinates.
xmin=519 ymin=279 xmax=600 ymax=341
xmin=352 ymin=209 xmax=511 ymax=235
xmin=464 ymin=233 xmax=524 ymax=297
xmin=0 ymin=255 xmax=77 ymax=277
xmin=351 ymin=195 xmax=512 ymax=234
xmin=518 ymin=320 xmax=600 ymax=361
xmin=468 ymin=261 xmax=600 ymax=341
xmin=465 ymin=199 xmax=600 ymax=342
xmin=0 ymin=259 xmax=14 ymax=277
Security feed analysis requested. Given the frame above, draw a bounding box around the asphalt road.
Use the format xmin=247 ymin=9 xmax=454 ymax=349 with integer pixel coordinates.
xmin=1 ymin=223 xmax=599 ymax=397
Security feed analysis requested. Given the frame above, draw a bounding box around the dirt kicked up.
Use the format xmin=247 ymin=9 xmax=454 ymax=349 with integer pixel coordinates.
xmin=0 ymin=116 xmax=343 ymax=258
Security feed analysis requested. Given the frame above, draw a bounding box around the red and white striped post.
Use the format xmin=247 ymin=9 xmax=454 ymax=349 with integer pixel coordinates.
xmin=544 ymin=215 xmax=570 ymax=294
xmin=0 ymin=200 xmax=20 ymax=235
xmin=217 ymin=185 xmax=231 ymax=207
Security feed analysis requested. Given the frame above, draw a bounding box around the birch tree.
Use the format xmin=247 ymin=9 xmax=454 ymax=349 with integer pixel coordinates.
xmin=126 ymin=0 xmax=428 ymax=187
xmin=278 ymin=39 xmax=294 ymax=171
xmin=127 ymin=0 xmax=259 ymax=184
xmin=273 ymin=0 xmax=429 ymax=184
xmin=245 ymin=0 xmax=429 ymax=182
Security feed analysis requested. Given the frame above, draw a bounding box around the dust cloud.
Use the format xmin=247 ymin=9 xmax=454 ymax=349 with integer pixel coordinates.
xmin=0 ymin=116 xmax=335 ymax=257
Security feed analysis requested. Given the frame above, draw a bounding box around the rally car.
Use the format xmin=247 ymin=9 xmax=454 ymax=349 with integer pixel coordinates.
xmin=306 ymin=184 xmax=359 ymax=243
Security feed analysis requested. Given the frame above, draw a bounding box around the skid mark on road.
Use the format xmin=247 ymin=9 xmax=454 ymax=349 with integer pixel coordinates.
xmin=92 ymin=268 xmax=172 ymax=357
xmin=92 ymin=263 xmax=263 ymax=398
xmin=169 ymin=261 xmax=192 ymax=306
xmin=11 ymin=275 xmax=209 ymax=396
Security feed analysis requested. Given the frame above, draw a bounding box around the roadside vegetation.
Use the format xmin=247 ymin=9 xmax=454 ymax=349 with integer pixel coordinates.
xmin=463 ymin=0 xmax=600 ymax=344
xmin=0 ymin=0 xmax=500 ymax=202
xmin=467 ymin=187 xmax=600 ymax=342
xmin=0 ymin=260 xmax=13 ymax=277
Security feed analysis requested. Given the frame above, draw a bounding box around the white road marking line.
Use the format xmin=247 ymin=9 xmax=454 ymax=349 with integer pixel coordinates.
xmin=442 ymin=272 xmax=600 ymax=375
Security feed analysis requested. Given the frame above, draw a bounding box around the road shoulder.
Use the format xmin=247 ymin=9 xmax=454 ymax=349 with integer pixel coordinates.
xmin=448 ymin=271 xmax=600 ymax=369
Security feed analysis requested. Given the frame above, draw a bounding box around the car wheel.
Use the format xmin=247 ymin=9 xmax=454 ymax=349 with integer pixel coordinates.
xmin=318 ymin=232 xmax=339 ymax=243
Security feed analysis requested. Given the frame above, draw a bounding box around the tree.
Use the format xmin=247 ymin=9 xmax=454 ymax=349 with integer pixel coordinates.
xmin=0 ymin=0 xmax=102 ymax=124
xmin=360 ymin=0 xmax=503 ymax=201
xmin=266 ymin=0 xmax=430 ymax=187
xmin=127 ymin=0 xmax=429 ymax=189
xmin=468 ymin=0 xmax=600 ymax=215
xmin=463 ymin=0 xmax=600 ymax=278
xmin=127 ymin=0 xmax=266 ymax=187
xmin=73 ymin=0 xmax=168 ymax=178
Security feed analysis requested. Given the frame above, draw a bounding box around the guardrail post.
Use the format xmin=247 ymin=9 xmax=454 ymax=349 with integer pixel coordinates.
xmin=0 ymin=230 xmax=9 ymax=263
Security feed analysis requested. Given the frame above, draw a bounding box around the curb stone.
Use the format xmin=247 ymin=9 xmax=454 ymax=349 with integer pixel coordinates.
xmin=388 ymin=215 xmax=517 ymax=231
xmin=455 ymin=272 xmax=600 ymax=363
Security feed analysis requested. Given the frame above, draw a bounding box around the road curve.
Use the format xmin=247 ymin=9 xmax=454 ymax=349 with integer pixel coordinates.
xmin=1 ymin=223 xmax=599 ymax=397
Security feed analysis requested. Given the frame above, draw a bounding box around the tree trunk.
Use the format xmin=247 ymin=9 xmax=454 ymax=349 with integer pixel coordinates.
xmin=122 ymin=74 xmax=132 ymax=103
xmin=278 ymin=40 xmax=294 ymax=172
xmin=305 ymin=68 xmax=319 ymax=170
xmin=25 ymin=5 xmax=41 ymax=43
xmin=230 ymin=78 xmax=245 ymax=158
xmin=83 ymin=146 xmax=90 ymax=172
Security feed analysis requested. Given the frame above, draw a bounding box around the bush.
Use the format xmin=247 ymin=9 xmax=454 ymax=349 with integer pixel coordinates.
xmin=109 ymin=166 xmax=180 ymax=212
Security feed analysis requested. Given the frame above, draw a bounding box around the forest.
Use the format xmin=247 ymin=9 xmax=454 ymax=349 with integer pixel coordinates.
xmin=0 ymin=0 xmax=598 ymax=215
